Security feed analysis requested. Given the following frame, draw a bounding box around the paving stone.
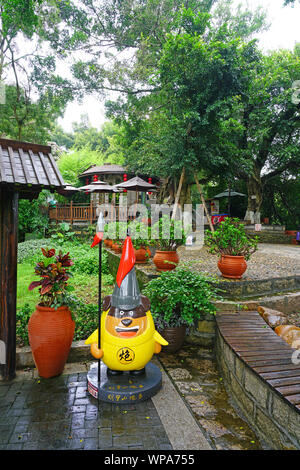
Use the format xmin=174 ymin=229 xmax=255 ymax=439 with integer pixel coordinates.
xmin=0 ymin=370 xmax=172 ymax=450
xmin=84 ymin=438 xmax=98 ymax=450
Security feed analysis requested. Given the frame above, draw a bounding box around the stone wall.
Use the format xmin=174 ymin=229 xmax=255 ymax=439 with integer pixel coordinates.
xmin=216 ymin=328 xmax=300 ymax=450
xmin=245 ymin=230 xmax=294 ymax=244
xmin=106 ymin=247 xmax=300 ymax=300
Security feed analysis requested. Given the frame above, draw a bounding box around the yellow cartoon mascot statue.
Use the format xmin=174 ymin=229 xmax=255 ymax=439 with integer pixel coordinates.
xmin=85 ymin=234 xmax=168 ymax=378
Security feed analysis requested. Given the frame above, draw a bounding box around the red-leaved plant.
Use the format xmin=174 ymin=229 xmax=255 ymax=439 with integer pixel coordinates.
xmin=29 ymin=248 xmax=75 ymax=309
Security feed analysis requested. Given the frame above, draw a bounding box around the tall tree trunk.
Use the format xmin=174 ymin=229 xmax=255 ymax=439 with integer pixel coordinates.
xmin=244 ymin=166 xmax=263 ymax=224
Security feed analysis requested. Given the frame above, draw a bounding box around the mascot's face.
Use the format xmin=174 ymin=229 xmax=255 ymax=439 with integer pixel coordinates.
xmin=103 ymin=295 xmax=150 ymax=339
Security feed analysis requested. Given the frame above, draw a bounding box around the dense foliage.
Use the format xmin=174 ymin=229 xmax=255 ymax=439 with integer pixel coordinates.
xmin=144 ymin=267 xmax=219 ymax=328
xmin=205 ymin=218 xmax=258 ymax=260
xmin=28 ymin=248 xmax=75 ymax=309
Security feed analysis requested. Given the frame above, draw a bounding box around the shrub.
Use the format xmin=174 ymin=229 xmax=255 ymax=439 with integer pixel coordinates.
xmin=151 ymin=215 xmax=188 ymax=251
xmin=205 ymin=217 xmax=258 ymax=261
xmin=28 ymin=248 xmax=75 ymax=309
xmin=144 ymin=267 xmax=219 ymax=329
xmin=16 ymin=303 xmax=32 ymax=346
xmin=18 ymin=239 xmax=51 ymax=263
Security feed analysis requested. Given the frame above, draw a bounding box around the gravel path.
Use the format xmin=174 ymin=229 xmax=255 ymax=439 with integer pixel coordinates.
xmin=177 ymin=244 xmax=300 ymax=280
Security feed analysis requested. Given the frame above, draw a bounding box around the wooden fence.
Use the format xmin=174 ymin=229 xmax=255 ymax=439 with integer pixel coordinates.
xmin=49 ymin=202 xmax=128 ymax=224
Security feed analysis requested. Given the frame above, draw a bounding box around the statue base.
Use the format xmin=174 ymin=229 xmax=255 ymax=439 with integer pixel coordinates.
xmin=87 ymin=361 xmax=162 ymax=404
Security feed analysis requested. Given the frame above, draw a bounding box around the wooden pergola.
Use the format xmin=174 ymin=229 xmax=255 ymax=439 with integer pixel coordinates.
xmin=0 ymin=138 xmax=65 ymax=380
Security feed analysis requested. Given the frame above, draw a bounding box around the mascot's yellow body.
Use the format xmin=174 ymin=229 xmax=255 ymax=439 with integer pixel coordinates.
xmin=85 ymin=309 xmax=168 ymax=371
xmin=85 ymin=234 xmax=168 ymax=374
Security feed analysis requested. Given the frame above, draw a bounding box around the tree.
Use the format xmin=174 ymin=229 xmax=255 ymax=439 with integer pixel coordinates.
xmin=225 ymin=47 xmax=300 ymax=223
xmin=0 ymin=1 xmax=74 ymax=140
xmin=105 ymin=5 xmax=299 ymax=222
xmin=0 ymin=83 xmax=71 ymax=142
xmin=105 ymin=4 xmax=268 ymax=205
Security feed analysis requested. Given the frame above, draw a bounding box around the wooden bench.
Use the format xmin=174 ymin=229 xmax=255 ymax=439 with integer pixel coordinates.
xmin=217 ymin=310 xmax=300 ymax=412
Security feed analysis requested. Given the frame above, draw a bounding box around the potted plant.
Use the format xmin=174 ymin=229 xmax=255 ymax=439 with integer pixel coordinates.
xmin=205 ymin=218 xmax=258 ymax=279
xmin=103 ymin=223 xmax=111 ymax=247
xmin=144 ymin=267 xmax=219 ymax=352
xmin=111 ymin=221 xmax=127 ymax=253
xmin=129 ymin=221 xmax=151 ymax=263
xmin=27 ymin=248 xmax=76 ymax=378
xmin=152 ymin=215 xmax=187 ymax=271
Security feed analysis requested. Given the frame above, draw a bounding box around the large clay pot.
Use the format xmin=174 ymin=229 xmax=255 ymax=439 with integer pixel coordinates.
xmin=217 ymin=254 xmax=247 ymax=279
xmin=107 ymin=239 xmax=113 ymax=248
xmin=159 ymin=326 xmax=186 ymax=353
xmin=28 ymin=304 xmax=75 ymax=378
xmin=104 ymin=239 xmax=111 ymax=247
xmin=134 ymin=247 xmax=150 ymax=264
xmin=153 ymin=250 xmax=179 ymax=272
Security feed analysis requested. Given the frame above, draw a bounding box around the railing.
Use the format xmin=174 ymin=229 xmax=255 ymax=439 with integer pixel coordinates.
xmin=49 ymin=203 xmax=128 ymax=224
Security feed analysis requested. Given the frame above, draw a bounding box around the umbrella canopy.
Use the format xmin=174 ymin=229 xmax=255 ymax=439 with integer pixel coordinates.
xmin=115 ymin=176 xmax=156 ymax=192
xmin=79 ymin=180 xmax=117 ymax=193
xmin=56 ymin=183 xmax=80 ymax=197
xmin=213 ymin=189 xmax=246 ymax=198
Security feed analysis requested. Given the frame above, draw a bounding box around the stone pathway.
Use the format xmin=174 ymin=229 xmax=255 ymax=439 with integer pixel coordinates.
xmin=0 ymin=370 xmax=172 ymax=450
xmin=159 ymin=344 xmax=263 ymax=450
xmin=177 ymin=244 xmax=300 ymax=280
xmin=0 ymin=359 xmax=213 ymax=451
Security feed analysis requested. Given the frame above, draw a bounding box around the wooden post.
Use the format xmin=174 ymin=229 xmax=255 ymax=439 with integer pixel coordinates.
xmin=0 ymin=189 xmax=19 ymax=380
xmin=70 ymin=200 xmax=73 ymax=225
xmin=90 ymin=199 xmax=93 ymax=225
xmin=194 ymin=173 xmax=214 ymax=232
xmin=172 ymin=167 xmax=185 ymax=220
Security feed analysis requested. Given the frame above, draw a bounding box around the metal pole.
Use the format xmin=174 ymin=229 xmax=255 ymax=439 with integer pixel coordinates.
xmin=98 ymin=239 xmax=102 ymax=410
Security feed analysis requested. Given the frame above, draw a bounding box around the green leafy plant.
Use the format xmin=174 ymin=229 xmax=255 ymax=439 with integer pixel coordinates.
xmin=28 ymin=248 xmax=75 ymax=309
xmin=144 ymin=267 xmax=219 ymax=328
xmin=16 ymin=303 xmax=32 ymax=346
xmin=205 ymin=218 xmax=258 ymax=260
xmin=18 ymin=239 xmax=52 ymax=263
xmin=50 ymin=222 xmax=78 ymax=245
xmin=151 ymin=215 xmax=188 ymax=251
xmin=128 ymin=220 xmax=150 ymax=250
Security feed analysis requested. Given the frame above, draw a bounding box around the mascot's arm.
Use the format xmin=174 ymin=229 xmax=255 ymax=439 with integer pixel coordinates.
xmin=154 ymin=330 xmax=169 ymax=346
xmin=91 ymin=343 xmax=103 ymax=359
xmin=85 ymin=329 xmax=104 ymax=359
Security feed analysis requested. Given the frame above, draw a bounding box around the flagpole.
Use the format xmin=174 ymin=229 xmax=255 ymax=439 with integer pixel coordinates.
xmin=98 ymin=238 xmax=102 ymax=411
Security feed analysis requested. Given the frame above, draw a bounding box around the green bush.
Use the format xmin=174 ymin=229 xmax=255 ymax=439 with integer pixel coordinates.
xmin=205 ymin=218 xmax=258 ymax=261
xmin=16 ymin=303 xmax=32 ymax=346
xmin=18 ymin=239 xmax=52 ymax=263
xmin=18 ymin=239 xmax=110 ymax=275
xmin=144 ymin=267 xmax=219 ymax=329
xmin=72 ymin=302 xmax=99 ymax=342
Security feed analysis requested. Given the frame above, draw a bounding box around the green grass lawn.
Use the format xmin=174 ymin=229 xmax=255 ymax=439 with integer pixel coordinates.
xmin=16 ymin=239 xmax=115 ymax=346
xmin=17 ymin=263 xmax=37 ymax=311
xmin=17 ymin=263 xmax=113 ymax=311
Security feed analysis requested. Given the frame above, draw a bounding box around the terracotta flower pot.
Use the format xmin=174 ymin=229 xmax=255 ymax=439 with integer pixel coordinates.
xmin=159 ymin=326 xmax=186 ymax=353
xmin=28 ymin=304 xmax=75 ymax=379
xmin=112 ymin=242 xmax=122 ymax=253
xmin=218 ymin=254 xmax=247 ymax=279
xmin=134 ymin=247 xmax=150 ymax=264
xmin=107 ymin=239 xmax=113 ymax=248
xmin=153 ymin=250 xmax=179 ymax=272
xmin=104 ymin=239 xmax=110 ymax=247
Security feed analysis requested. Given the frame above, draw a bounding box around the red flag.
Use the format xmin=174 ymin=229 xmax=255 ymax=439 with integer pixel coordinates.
xmin=91 ymin=232 xmax=103 ymax=248
xmin=91 ymin=212 xmax=105 ymax=248
xmin=116 ymin=236 xmax=136 ymax=287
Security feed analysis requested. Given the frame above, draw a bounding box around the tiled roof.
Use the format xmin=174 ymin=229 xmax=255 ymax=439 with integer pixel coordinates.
xmin=0 ymin=138 xmax=65 ymax=191
xmin=78 ymin=163 xmax=127 ymax=177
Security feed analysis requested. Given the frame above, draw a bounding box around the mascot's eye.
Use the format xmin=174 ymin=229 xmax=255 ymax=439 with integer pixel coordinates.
xmin=119 ymin=310 xmax=125 ymax=317
xmin=129 ymin=311 xmax=134 ymax=317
